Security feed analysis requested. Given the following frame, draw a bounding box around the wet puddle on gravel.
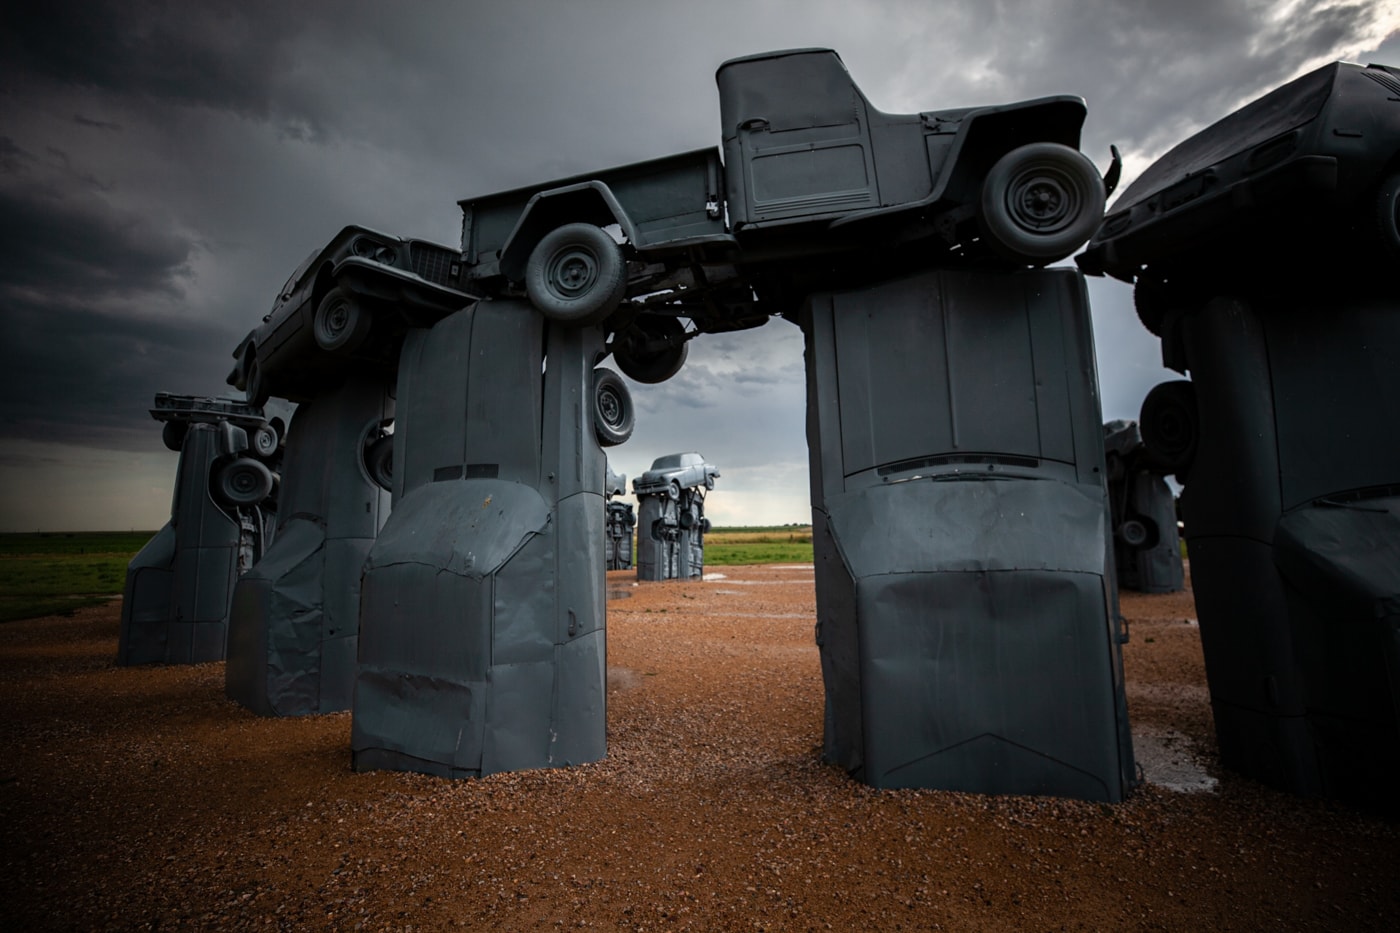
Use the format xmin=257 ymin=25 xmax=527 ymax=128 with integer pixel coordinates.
xmin=1133 ymin=727 xmax=1219 ymax=793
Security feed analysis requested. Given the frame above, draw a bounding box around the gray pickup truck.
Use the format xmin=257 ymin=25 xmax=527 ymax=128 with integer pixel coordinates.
xmin=459 ymin=47 xmax=1115 ymax=383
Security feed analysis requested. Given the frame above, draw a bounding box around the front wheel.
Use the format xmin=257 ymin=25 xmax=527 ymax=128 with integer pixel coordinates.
xmin=213 ymin=457 xmax=274 ymax=507
xmin=979 ymin=142 xmax=1106 ymax=265
xmin=313 ymin=287 xmax=372 ymax=354
xmin=591 ymin=367 xmax=634 ymax=447
xmin=525 ymin=224 xmax=627 ymax=325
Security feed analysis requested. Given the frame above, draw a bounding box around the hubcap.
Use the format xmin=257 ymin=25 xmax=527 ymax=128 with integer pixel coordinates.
xmin=324 ymin=302 xmax=348 ymax=337
xmin=598 ymin=387 xmax=622 ymax=426
xmin=1007 ymin=165 xmax=1080 ymax=233
xmin=547 ymin=247 xmax=599 ymax=300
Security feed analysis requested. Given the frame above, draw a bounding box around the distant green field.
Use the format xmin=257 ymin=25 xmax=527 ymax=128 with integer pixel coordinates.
xmin=0 ymin=531 xmax=156 ymax=623
xmin=0 ymin=525 xmax=812 ymax=624
xmin=697 ymin=526 xmax=813 ymax=565
xmin=702 ymin=541 xmax=814 ymax=565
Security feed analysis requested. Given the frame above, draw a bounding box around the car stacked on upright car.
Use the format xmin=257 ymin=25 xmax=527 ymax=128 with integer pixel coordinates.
xmin=1079 ymin=60 xmax=1400 ymax=337
xmin=228 ymin=226 xmax=475 ymax=406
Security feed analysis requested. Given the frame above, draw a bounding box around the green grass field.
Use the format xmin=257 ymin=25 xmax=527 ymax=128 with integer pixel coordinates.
xmin=0 ymin=531 xmax=155 ymax=623
xmin=0 ymin=527 xmax=813 ymax=623
xmin=699 ymin=526 xmax=814 ymax=566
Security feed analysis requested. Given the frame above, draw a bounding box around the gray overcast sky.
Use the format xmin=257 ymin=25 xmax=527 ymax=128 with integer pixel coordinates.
xmin=1 ymin=0 xmax=1396 ymax=531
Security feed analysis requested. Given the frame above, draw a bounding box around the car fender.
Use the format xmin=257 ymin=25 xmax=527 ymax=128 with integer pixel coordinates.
xmin=497 ymin=182 xmax=636 ymax=282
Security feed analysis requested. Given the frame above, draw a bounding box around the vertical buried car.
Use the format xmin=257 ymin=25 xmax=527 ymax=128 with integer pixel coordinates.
xmin=458 ymin=47 xmax=1115 ymax=383
xmin=1078 ymin=59 xmax=1400 ymax=807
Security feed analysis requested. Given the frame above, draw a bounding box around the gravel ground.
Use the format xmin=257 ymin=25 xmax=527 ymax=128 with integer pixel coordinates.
xmin=2 ymin=563 xmax=1397 ymax=931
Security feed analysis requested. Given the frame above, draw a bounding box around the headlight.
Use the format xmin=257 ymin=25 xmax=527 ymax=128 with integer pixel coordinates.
xmin=352 ymin=236 xmax=397 ymax=266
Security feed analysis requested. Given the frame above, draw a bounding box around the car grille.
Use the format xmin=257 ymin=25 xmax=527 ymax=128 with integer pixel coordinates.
xmin=410 ymin=243 xmax=461 ymax=287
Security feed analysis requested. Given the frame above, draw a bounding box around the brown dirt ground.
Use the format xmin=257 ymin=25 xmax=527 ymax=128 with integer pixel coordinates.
xmin=2 ymin=563 xmax=1397 ymax=931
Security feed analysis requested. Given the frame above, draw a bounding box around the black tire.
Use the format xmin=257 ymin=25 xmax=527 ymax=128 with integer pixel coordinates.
xmin=700 ymin=518 xmax=711 ymax=533
xmin=1104 ymin=450 xmax=1125 ymax=483
xmin=161 ymin=420 xmax=188 ymax=452
xmin=313 ymin=287 xmax=372 ymax=354
xmin=679 ymin=510 xmax=696 ymax=530
xmin=1134 ymin=268 xmax=1208 ymax=338
xmin=364 ymin=434 xmax=393 ymax=491
xmin=1117 ymin=517 xmax=1159 ymax=550
xmin=213 ymin=457 xmax=274 ymax=507
xmin=525 ymin=223 xmax=627 ymax=325
xmin=245 ymin=352 xmax=270 ymax=407
xmin=979 ymin=142 xmax=1106 ymax=264
xmin=250 ymin=424 xmax=279 ymax=459
xmin=1139 ymin=380 xmax=1199 ymax=481
xmin=613 ymin=315 xmax=689 ymax=384
xmin=591 ymin=367 xmax=634 ymax=447
xmin=668 ymin=479 xmax=681 ymax=501
xmin=1372 ymin=170 xmax=1400 ymax=263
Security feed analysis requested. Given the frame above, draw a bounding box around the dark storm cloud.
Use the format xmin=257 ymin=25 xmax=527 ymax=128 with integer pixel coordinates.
xmin=0 ymin=297 xmax=240 ymax=451
xmin=0 ymin=1 xmax=314 ymax=129
xmin=954 ymin=0 xmax=1397 ymax=161
xmin=0 ymin=129 xmax=209 ymax=448
xmin=0 ymin=159 xmax=193 ymax=298
xmin=0 ymin=0 xmax=1393 ymax=529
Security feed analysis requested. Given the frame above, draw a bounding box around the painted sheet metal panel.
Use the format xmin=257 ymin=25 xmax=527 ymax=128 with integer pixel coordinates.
xmin=801 ymin=266 xmax=1134 ymax=801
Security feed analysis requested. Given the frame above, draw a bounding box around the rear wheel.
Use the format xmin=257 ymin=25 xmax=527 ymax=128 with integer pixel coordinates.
xmin=525 ymin=224 xmax=627 ymax=325
xmin=591 ymin=367 xmax=634 ymax=447
xmin=979 ymin=142 xmax=1105 ymax=265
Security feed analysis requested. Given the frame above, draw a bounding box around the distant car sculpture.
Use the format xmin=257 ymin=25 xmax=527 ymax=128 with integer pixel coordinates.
xmin=459 ymin=47 xmax=1115 ymax=384
xmin=1081 ymin=60 xmax=1400 ymax=812
xmin=227 ymin=225 xmax=475 ymax=406
xmin=604 ymin=464 xmax=635 ymax=572
xmin=632 ymin=451 xmax=720 ymax=500
xmin=634 ymin=453 xmax=717 ymax=582
xmin=1102 ymin=419 xmax=1184 ymax=594
xmin=120 ymin=393 xmax=282 ymax=665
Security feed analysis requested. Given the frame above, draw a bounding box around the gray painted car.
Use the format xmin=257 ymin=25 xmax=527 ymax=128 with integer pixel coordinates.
xmin=228 ymin=225 xmax=475 ymax=405
xmin=1079 ymin=60 xmax=1400 ymax=336
xmin=632 ymin=452 xmax=720 ymax=499
xmin=460 ymin=47 xmax=1115 ymax=384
